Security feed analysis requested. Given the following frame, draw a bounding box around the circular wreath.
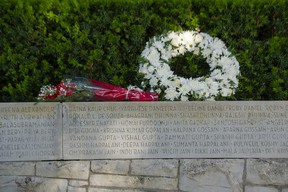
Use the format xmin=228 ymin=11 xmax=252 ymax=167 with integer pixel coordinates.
xmin=139 ymin=30 xmax=240 ymax=101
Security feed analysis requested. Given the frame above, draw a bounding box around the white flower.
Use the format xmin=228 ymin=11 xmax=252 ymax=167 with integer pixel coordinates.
xmin=182 ymin=31 xmax=196 ymax=47
xmin=149 ymin=77 xmax=159 ymax=87
xmin=38 ymin=85 xmax=57 ymax=97
xmin=179 ymin=45 xmax=187 ymax=55
xmin=144 ymin=72 xmax=155 ymax=80
xmin=189 ymin=79 xmax=199 ymax=89
xmin=155 ymin=88 xmax=162 ymax=94
xmin=209 ymin=81 xmax=219 ymax=96
xmin=179 ymin=83 xmax=191 ymax=95
xmin=173 ymin=79 xmax=181 ymax=87
xmin=210 ymin=69 xmax=222 ymax=79
xmin=161 ymin=46 xmax=173 ymax=61
xmin=156 ymin=65 xmax=173 ymax=78
xmin=201 ymin=47 xmax=211 ymax=56
xmin=221 ymin=88 xmax=233 ymax=97
xmin=171 ymin=49 xmax=179 ymax=57
xmin=139 ymin=63 xmax=148 ymax=74
xmin=156 ymin=66 xmax=169 ymax=78
xmin=193 ymin=47 xmax=200 ymax=55
xmin=209 ymin=59 xmax=218 ymax=70
xmin=180 ymin=95 xmax=189 ymax=101
xmin=206 ymin=97 xmax=216 ymax=101
xmin=194 ymin=34 xmax=203 ymax=43
xmin=219 ymin=56 xmax=233 ymax=67
xmin=152 ymin=39 xmax=165 ymax=50
xmin=168 ymin=32 xmax=182 ymax=46
xmin=147 ymin=47 xmax=160 ymax=67
xmin=160 ymin=77 xmax=172 ymax=87
xmin=147 ymin=65 xmax=155 ymax=73
xmin=210 ymin=38 xmax=225 ymax=50
xmin=164 ymin=87 xmax=179 ymax=100
xmin=141 ymin=47 xmax=150 ymax=58
xmin=139 ymin=30 xmax=240 ymax=101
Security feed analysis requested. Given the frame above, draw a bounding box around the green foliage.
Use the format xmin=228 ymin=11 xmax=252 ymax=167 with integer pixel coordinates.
xmin=1 ymin=0 xmax=288 ymax=101
xmin=170 ymin=52 xmax=210 ymax=79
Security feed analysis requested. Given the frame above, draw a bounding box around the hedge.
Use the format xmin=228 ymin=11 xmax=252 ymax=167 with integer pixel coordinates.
xmin=0 ymin=0 xmax=288 ymax=101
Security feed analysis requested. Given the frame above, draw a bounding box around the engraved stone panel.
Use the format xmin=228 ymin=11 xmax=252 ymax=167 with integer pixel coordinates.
xmin=0 ymin=103 xmax=62 ymax=161
xmin=63 ymin=101 xmax=288 ymax=159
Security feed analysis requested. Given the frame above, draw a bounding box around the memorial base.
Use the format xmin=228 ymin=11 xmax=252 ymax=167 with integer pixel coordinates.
xmin=1 ymin=102 xmax=288 ymax=191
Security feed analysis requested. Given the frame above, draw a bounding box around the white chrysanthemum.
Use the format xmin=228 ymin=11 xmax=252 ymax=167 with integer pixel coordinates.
xmin=210 ymin=38 xmax=225 ymax=50
xmin=160 ymin=77 xmax=172 ymax=87
xmin=193 ymin=47 xmax=200 ymax=55
xmin=161 ymin=45 xmax=173 ymax=61
xmin=177 ymin=45 xmax=186 ymax=55
xmin=210 ymin=69 xmax=222 ymax=79
xmin=139 ymin=63 xmax=148 ymax=74
xmin=164 ymin=87 xmax=179 ymax=100
xmin=149 ymin=77 xmax=159 ymax=87
xmin=141 ymin=47 xmax=150 ymax=58
xmin=219 ymin=57 xmax=233 ymax=67
xmin=206 ymin=97 xmax=216 ymax=101
xmin=139 ymin=30 xmax=240 ymax=101
xmin=147 ymin=65 xmax=155 ymax=73
xmin=144 ymin=72 xmax=155 ymax=80
xmin=155 ymin=88 xmax=162 ymax=94
xmin=194 ymin=34 xmax=204 ymax=43
xmin=189 ymin=79 xmax=199 ymax=89
xmin=182 ymin=31 xmax=195 ymax=46
xmin=199 ymin=33 xmax=211 ymax=48
xmin=209 ymin=81 xmax=219 ymax=96
xmin=168 ymin=32 xmax=182 ymax=47
xmin=147 ymin=47 xmax=160 ymax=67
xmin=152 ymin=38 xmax=165 ymax=51
xmin=156 ymin=67 xmax=168 ymax=78
xmin=208 ymin=57 xmax=219 ymax=70
xmin=173 ymin=79 xmax=181 ymax=87
xmin=219 ymin=77 xmax=230 ymax=87
xmin=221 ymin=88 xmax=233 ymax=97
xmin=179 ymin=83 xmax=191 ymax=95
xmin=180 ymin=95 xmax=189 ymax=101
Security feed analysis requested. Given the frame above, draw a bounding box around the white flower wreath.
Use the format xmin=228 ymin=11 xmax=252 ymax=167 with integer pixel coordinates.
xmin=139 ymin=30 xmax=240 ymax=101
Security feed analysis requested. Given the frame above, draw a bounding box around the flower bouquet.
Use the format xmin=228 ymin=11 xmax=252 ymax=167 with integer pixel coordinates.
xmin=38 ymin=77 xmax=158 ymax=101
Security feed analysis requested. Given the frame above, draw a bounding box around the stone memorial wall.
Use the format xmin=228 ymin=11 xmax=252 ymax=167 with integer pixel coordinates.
xmin=0 ymin=103 xmax=62 ymax=161
xmin=63 ymin=101 xmax=288 ymax=159
xmin=1 ymin=101 xmax=288 ymax=192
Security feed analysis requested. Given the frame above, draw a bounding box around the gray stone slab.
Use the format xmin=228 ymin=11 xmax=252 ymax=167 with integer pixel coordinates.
xmin=179 ymin=159 xmax=244 ymax=192
xmin=0 ymin=103 xmax=62 ymax=161
xmin=246 ymin=159 xmax=288 ymax=185
xmin=62 ymin=101 xmax=288 ymax=159
xmin=36 ymin=161 xmax=90 ymax=179
xmin=0 ymin=176 xmax=68 ymax=192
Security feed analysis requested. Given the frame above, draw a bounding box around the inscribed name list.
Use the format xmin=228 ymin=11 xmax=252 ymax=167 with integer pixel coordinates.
xmin=63 ymin=101 xmax=288 ymax=159
xmin=0 ymin=103 xmax=62 ymax=161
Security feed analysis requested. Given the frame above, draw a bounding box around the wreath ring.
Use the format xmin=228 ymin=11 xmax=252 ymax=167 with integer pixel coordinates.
xmin=139 ymin=30 xmax=240 ymax=101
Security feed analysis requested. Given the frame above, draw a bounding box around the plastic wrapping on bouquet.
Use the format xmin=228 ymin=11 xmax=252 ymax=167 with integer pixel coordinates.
xmin=56 ymin=77 xmax=158 ymax=101
xmin=89 ymin=79 xmax=158 ymax=101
